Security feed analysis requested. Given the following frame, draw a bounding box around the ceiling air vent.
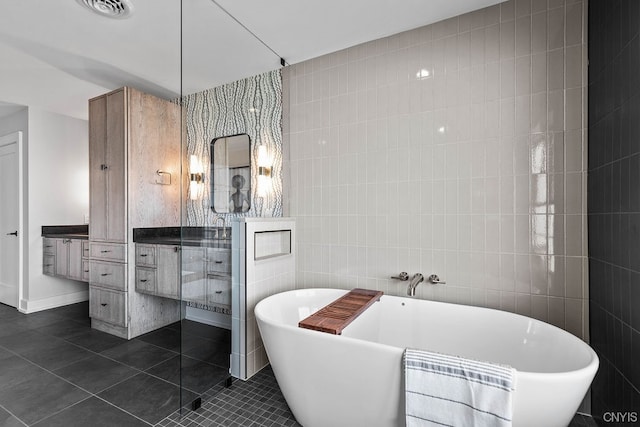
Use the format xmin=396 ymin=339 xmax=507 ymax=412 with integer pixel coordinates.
xmin=76 ymin=0 xmax=134 ymax=19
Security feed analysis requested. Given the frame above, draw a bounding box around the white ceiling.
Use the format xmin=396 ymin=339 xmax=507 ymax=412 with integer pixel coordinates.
xmin=0 ymin=0 xmax=503 ymax=121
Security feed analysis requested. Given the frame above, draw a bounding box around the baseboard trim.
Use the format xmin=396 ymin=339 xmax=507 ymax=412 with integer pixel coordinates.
xmin=19 ymin=290 xmax=89 ymax=314
xmin=185 ymin=306 xmax=231 ymax=330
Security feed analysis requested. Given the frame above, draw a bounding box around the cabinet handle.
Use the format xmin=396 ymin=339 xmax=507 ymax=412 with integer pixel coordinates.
xmin=140 ymin=279 xmax=148 ymax=283
xmin=100 ymin=273 xmax=110 ymax=276
xmin=140 ymin=254 xmax=148 ymax=257
xmin=100 ymin=250 xmax=111 ymax=253
xmin=100 ymin=303 xmax=107 ymax=307
xmin=44 ymin=245 xmax=52 ymax=248
xmin=215 ymin=291 xmax=222 ymax=294
xmin=207 ymin=273 xmax=230 ymax=279
xmin=84 ymin=270 xmax=90 ymax=273
xmin=214 ymin=261 xmax=223 ymax=264
xmin=45 ymin=264 xmax=53 ymax=267
xmin=100 ymin=164 xmax=108 ymax=170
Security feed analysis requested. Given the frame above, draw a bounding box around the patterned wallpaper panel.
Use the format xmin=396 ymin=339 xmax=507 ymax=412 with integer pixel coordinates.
xmin=183 ymin=69 xmax=283 ymax=225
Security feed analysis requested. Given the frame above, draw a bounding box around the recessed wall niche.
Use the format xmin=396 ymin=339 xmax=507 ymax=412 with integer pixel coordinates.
xmin=182 ymin=69 xmax=283 ymax=225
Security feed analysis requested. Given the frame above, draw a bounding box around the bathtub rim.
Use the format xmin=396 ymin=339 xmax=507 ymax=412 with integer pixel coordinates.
xmin=254 ymin=288 xmax=599 ymax=378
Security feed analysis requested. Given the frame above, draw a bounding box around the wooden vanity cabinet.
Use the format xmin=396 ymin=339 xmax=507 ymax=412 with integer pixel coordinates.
xmin=88 ymin=87 xmax=182 ymax=339
xmin=135 ymin=244 xmax=207 ymax=301
xmin=42 ymin=237 xmax=87 ymax=282
xmin=135 ymin=243 xmax=229 ymax=307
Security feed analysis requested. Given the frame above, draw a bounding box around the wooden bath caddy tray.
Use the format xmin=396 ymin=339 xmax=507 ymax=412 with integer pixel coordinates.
xmin=298 ymin=288 xmax=383 ymax=335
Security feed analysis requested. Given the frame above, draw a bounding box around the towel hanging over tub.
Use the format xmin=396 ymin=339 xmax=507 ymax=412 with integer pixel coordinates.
xmin=404 ymin=348 xmax=516 ymax=427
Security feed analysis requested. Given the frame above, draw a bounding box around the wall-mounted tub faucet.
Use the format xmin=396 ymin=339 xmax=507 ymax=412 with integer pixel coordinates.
xmin=407 ymin=273 xmax=424 ymax=296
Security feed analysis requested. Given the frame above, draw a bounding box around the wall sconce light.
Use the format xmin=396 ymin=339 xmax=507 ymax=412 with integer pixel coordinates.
xmin=189 ymin=155 xmax=205 ymax=200
xmin=257 ymin=144 xmax=272 ymax=197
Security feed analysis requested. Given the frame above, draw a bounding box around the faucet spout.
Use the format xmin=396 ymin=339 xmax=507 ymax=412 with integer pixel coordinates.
xmin=407 ymin=273 xmax=424 ymax=297
xmin=211 ymin=215 xmax=227 ymax=239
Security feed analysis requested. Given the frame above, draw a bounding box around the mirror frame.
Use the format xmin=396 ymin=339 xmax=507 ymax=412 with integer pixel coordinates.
xmin=210 ymin=133 xmax=252 ymax=214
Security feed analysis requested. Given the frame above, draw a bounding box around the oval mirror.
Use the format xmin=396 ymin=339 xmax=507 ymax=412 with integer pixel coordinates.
xmin=211 ymin=134 xmax=251 ymax=213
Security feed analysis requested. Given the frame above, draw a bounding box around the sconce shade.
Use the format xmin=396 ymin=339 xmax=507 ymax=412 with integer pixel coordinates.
xmin=257 ymin=145 xmax=270 ymax=168
xmin=190 ymin=155 xmax=203 ymax=174
xmin=256 ymin=144 xmax=272 ymax=197
xmin=189 ymin=180 xmax=200 ymax=200
xmin=257 ymin=174 xmax=270 ymax=197
xmin=257 ymin=144 xmax=272 ymax=177
xmin=189 ymin=154 xmax=205 ymax=200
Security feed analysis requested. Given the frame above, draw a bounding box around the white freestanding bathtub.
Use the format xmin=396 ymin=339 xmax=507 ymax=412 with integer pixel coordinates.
xmin=255 ymin=288 xmax=598 ymax=427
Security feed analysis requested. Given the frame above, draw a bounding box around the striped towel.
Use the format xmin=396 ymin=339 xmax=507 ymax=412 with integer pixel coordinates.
xmin=404 ymin=348 xmax=515 ymax=427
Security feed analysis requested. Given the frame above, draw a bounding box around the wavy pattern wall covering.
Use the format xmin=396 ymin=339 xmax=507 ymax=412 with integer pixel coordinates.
xmin=183 ymin=69 xmax=283 ymax=225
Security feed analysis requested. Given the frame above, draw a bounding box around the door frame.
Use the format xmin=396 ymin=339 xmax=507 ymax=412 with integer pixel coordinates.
xmin=0 ymin=131 xmax=24 ymax=310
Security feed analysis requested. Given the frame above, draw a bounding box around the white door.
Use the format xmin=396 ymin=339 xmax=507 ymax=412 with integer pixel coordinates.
xmin=0 ymin=132 xmax=20 ymax=307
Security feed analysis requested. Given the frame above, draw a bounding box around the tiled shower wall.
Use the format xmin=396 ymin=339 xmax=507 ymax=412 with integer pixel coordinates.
xmin=284 ymin=0 xmax=589 ymax=339
xmin=588 ymin=0 xmax=640 ymax=418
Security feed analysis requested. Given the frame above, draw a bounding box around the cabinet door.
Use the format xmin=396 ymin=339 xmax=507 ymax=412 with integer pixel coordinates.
xmin=89 ymin=96 xmax=108 ymax=241
xmin=156 ymin=245 xmax=180 ymax=299
xmin=89 ymin=286 xmax=126 ymax=327
xmin=105 ymin=90 xmax=126 ymax=243
xmin=43 ymin=238 xmax=56 ymax=255
xmin=67 ymin=240 xmax=84 ymax=281
xmin=43 ymin=238 xmax=56 ymax=276
xmin=89 ymin=260 xmax=126 ymax=291
xmin=135 ymin=244 xmax=156 ymax=267
xmin=55 ymin=239 xmax=69 ymax=277
xmin=89 ymin=90 xmax=126 ymax=243
xmin=207 ymin=274 xmax=231 ymax=307
xmin=181 ymin=247 xmax=206 ymax=302
xmin=183 ymin=247 xmax=207 ymax=304
xmin=135 ymin=267 xmax=156 ymax=294
xmin=82 ymin=260 xmax=90 ymax=282
xmin=206 ymin=248 xmax=231 ymax=274
xmin=43 ymin=255 xmax=55 ymax=276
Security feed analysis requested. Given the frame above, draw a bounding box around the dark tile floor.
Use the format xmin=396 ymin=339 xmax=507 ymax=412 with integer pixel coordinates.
xmin=0 ymin=301 xmax=233 ymax=426
xmin=0 ymin=301 xmax=597 ymax=427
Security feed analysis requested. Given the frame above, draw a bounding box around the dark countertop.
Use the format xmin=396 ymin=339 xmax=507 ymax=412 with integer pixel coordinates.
xmin=133 ymin=227 xmax=231 ymax=249
xmin=42 ymin=225 xmax=89 ymax=240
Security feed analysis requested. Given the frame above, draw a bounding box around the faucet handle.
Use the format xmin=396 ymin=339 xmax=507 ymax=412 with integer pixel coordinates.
xmin=427 ymin=274 xmax=446 ymax=285
xmin=391 ymin=272 xmax=409 ymax=281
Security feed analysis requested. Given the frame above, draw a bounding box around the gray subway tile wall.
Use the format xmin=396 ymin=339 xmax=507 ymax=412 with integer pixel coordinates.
xmin=284 ymin=0 xmax=588 ymax=339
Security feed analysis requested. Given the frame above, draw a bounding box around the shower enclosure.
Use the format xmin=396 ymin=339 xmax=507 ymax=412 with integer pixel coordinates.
xmin=174 ymin=0 xmax=285 ymax=418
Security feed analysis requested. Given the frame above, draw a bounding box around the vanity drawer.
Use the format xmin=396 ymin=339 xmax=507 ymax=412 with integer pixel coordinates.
xmin=135 ymin=244 xmax=156 ymax=267
xmin=135 ymin=267 xmax=156 ymax=293
xmin=90 ymin=286 xmax=126 ymax=327
xmin=82 ymin=241 xmax=90 ymax=258
xmin=82 ymin=260 xmax=90 ymax=282
xmin=43 ymin=238 xmax=56 ymax=255
xmin=207 ymin=273 xmax=231 ymax=306
xmin=43 ymin=254 xmax=56 ymax=275
xmin=89 ymin=260 xmax=126 ymax=291
xmin=206 ymin=248 xmax=231 ymax=274
xmin=89 ymin=242 xmax=127 ymax=262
